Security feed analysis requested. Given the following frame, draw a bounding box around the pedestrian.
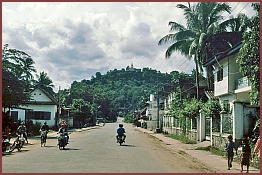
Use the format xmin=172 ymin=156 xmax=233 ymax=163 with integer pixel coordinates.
xmin=240 ymin=137 xmax=252 ymax=173
xmin=225 ymin=135 xmax=237 ymax=170
xmin=253 ymin=136 xmax=260 ymax=159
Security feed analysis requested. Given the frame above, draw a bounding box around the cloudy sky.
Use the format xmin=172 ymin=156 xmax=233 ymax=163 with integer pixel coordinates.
xmin=2 ymin=2 xmax=257 ymax=92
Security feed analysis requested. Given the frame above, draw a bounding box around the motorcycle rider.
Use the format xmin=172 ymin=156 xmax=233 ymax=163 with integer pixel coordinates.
xmin=40 ymin=122 xmax=49 ymax=132
xmin=58 ymin=123 xmax=69 ymax=144
xmin=116 ymin=123 xmax=126 ymax=143
xmin=9 ymin=134 xmax=22 ymax=152
xmin=17 ymin=122 xmax=28 ymax=143
xmin=40 ymin=122 xmax=49 ymax=140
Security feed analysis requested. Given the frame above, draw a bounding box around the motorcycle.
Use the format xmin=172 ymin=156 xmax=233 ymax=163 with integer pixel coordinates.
xmin=117 ymin=135 xmax=125 ymax=146
xmin=9 ymin=135 xmax=23 ymax=153
xmin=40 ymin=130 xmax=48 ymax=147
xmin=2 ymin=135 xmax=11 ymax=155
xmin=18 ymin=134 xmax=26 ymax=147
xmin=57 ymin=133 xmax=68 ymax=150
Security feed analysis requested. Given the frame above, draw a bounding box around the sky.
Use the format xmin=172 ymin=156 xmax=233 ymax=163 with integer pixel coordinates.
xmin=2 ymin=2 xmax=257 ymax=92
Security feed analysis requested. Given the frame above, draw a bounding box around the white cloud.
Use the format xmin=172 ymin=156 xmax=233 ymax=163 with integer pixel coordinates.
xmin=2 ymin=2 xmax=257 ymax=92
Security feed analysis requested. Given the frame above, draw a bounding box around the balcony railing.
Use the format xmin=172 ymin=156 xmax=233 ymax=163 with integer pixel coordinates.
xmin=236 ymin=76 xmax=250 ymax=89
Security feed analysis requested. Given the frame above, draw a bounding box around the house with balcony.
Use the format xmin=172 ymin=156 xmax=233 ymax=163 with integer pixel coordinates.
xmin=202 ymin=42 xmax=259 ymax=147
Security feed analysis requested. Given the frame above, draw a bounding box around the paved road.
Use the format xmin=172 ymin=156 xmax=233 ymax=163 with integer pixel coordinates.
xmin=2 ymin=120 xmax=212 ymax=173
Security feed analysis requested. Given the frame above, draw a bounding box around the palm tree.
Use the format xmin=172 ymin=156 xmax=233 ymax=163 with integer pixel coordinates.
xmin=20 ymin=57 xmax=37 ymax=90
xmin=158 ymin=2 xmax=232 ymax=99
xmin=34 ymin=71 xmax=55 ymax=95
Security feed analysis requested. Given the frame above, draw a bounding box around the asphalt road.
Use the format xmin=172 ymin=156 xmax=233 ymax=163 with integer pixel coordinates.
xmin=2 ymin=119 xmax=212 ymax=173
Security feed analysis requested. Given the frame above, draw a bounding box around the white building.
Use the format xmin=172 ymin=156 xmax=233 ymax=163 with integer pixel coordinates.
xmin=146 ymin=94 xmax=164 ymax=132
xmin=9 ymin=87 xmax=58 ymax=127
xmin=202 ymin=42 xmax=259 ymax=146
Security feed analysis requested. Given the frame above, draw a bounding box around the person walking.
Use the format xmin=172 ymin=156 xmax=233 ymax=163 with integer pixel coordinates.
xmin=253 ymin=136 xmax=260 ymax=159
xmin=240 ymin=138 xmax=252 ymax=173
xmin=225 ymin=135 xmax=237 ymax=170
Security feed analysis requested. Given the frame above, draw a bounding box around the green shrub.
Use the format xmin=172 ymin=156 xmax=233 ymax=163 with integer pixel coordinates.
xmin=166 ymin=134 xmax=197 ymax=144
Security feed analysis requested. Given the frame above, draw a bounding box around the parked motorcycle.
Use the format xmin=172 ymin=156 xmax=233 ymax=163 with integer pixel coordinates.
xmin=40 ymin=130 xmax=48 ymax=147
xmin=117 ymin=135 xmax=125 ymax=146
xmin=57 ymin=133 xmax=67 ymax=150
xmin=2 ymin=135 xmax=11 ymax=155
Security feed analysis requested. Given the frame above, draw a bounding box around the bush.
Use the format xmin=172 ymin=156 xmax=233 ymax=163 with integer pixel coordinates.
xmin=123 ymin=113 xmax=133 ymax=123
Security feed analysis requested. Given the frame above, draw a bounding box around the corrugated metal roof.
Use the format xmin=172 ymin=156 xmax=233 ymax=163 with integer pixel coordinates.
xmin=204 ymin=90 xmax=218 ymax=100
xmin=203 ymin=42 xmax=242 ymax=67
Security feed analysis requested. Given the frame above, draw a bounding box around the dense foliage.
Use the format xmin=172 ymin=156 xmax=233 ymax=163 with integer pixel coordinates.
xmin=59 ymin=68 xmax=196 ymax=122
xmin=2 ymin=44 xmax=34 ymax=110
xmin=237 ymin=3 xmax=260 ymax=105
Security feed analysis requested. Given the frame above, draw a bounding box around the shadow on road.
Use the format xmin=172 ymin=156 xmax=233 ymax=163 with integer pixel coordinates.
xmin=120 ymin=144 xmax=135 ymax=147
xmin=41 ymin=145 xmax=57 ymax=148
xmin=57 ymin=148 xmax=81 ymax=150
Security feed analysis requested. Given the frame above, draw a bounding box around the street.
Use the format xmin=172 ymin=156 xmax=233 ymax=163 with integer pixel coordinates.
xmin=2 ymin=120 xmax=212 ymax=173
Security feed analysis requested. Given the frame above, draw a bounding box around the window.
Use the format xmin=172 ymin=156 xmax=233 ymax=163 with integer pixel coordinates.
xmin=11 ymin=111 xmax=18 ymax=120
xmin=217 ymin=67 xmax=223 ymax=81
xmin=31 ymin=111 xmax=51 ymax=120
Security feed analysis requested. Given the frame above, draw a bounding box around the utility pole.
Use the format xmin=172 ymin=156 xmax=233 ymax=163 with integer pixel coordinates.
xmin=156 ymin=71 xmax=160 ymax=133
xmin=55 ymin=86 xmax=61 ymax=129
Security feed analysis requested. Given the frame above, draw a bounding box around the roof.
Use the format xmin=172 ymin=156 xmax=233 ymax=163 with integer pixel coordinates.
xmin=203 ymin=42 xmax=242 ymax=67
xmin=204 ymin=90 xmax=218 ymax=100
xmin=22 ymin=86 xmax=58 ymax=105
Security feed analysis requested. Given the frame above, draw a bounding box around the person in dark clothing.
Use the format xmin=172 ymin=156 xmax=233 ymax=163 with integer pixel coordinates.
xmin=17 ymin=122 xmax=28 ymax=143
xmin=225 ymin=135 xmax=237 ymax=170
xmin=40 ymin=122 xmax=49 ymax=132
xmin=240 ymin=138 xmax=252 ymax=173
xmin=116 ymin=124 xmax=126 ymax=143
xmin=40 ymin=122 xmax=50 ymax=141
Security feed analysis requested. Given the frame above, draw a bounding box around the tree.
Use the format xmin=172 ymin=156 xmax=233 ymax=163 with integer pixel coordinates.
xmin=237 ymin=3 xmax=260 ymax=105
xmin=2 ymin=71 xmax=29 ymax=111
xmin=158 ymin=2 xmax=232 ymax=99
xmin=2 ymin=44 xmax=34 ymax=110
xmin=33 ymin=71 xmax=55 ymax=95
xmin=20 ymin=56 xmax=37 ymax=90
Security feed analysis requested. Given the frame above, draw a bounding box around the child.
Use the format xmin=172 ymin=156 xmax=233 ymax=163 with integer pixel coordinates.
xmin=253 ymin=136 xmax=260 ymax=159
xmin=240 ymin=138 xmax=252 ymax=173
xmin=225 ymin=135 xmax=237 ymax=170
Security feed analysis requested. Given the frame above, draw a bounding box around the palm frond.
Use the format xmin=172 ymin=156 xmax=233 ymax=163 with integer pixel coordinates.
xmin=158 ymin=34 xmax=177 ymax=45
xmin=188 ymin=39 xmax=198 ymax=56
xmin=165 ymin=40 xmax=190 ymax=58
xmin=173 ymin=30 xmax=196 ymax=41
xmin=198 ymin=33 xmax=207 ymax=46
xmin=168 ymin=21 xmax=186 ymax=32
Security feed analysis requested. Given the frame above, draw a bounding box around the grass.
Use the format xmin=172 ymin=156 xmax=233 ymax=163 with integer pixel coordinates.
xmin=195 ymin=146 xmax=225 ymax=156
xmin=166 ymin=133 xmax=197 ymax=144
